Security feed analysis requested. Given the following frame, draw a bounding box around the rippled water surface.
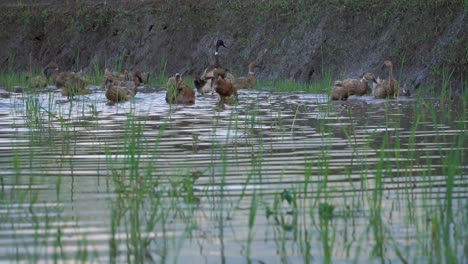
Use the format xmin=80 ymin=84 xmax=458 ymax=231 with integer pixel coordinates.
xmin=0 ymin=87 xmax=466 ymax=263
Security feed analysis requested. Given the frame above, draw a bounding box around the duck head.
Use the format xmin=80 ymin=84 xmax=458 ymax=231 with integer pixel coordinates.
xmin=138 ymin=71 xmax=150 ymax=83
xmin=215 ymin=39 xmax=228 ymax=54
xmin=105 ymin=68 xmax=113 ymax=78
xmin=175 ymin=72 xmax=181 ymax=81
xmin=360 ymin=72 xmax=377 ymax=84
xmin=400 ymin=85 xmax=411 ymax=97
xmin=132 ymin=71 xmax=147 ymax=86
xmin=384 ymin=60 xmax=393 ymax=68
xmin=194 ymin=77 xmax=206 ymax=92
xmin=381 ymin=60 xmax=394 ymax=70
xmin=248 ymin=61 xmax=262 ymax=74
xmin=43 ymin=62 xmax=59 ymax=79
xmin=175 ymin=73 xmax=186 ymax=90
xmin=213 ymin=68 xmax=226 ymax=79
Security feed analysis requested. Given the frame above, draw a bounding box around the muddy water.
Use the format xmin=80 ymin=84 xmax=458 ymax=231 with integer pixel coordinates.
xmin=0 ymin=88 xmax=466 ymax=263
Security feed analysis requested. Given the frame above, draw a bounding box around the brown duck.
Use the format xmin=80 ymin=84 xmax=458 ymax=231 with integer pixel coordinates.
xmin=374 ymin=60 xmax=399 ymax=99
xmin=104 ymin=69 xmax=137 ymax=102
xmin=166 ymin=73 xmax=195 ymax=104
xmin=232 ymin=61 xmax=260 ymax=90
xmin=44 ymin=62 xmax=90 ymax=98
xmin=213 ymin=69 xmax=237 ymax=103
xmin=29 ymin=75 xmax=48 ymax=89
xmin=331 ymin=72 xmax=377 ymax=100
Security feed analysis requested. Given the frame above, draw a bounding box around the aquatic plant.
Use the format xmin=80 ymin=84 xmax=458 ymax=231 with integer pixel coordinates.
xmin=0 ymin=68 xmax=465 ymax=263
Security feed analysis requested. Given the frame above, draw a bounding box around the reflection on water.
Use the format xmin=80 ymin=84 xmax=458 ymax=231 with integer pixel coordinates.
xmin=0 ymin=88 xmax=466 ymax=263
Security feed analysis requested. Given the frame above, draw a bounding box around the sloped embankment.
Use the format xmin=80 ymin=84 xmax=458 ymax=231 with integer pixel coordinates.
xmin=0 ymin=0 xmax=465 ymax=90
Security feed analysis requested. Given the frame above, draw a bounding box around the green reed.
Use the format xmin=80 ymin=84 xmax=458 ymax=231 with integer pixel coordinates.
xmin=87 ymin=63 xmax=105 ymax=86
xmin=106 ymin=109 xmax=150 ymax=263
xmin=0 ymin=72 xmax=29 ymax=91
xmin=0 ymin=67 xmax=466 ymax=263
xmin=370 ymin=130 xmax=387 ymax=260
xmin=104 ymin=105 xmax=206 ymax=263
xmin=146 ymin=57 xmax=169 ymax=86
xmin=257 ymin=77 xmax=331 ymax=93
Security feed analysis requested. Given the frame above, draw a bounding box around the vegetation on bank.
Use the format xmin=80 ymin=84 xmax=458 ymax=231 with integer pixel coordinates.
xmin=0 ymin=66 xmax=465 ymax=98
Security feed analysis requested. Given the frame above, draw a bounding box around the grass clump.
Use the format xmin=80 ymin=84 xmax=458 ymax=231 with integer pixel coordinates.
xmin=257 ymin=78 xmax=331 ymax=93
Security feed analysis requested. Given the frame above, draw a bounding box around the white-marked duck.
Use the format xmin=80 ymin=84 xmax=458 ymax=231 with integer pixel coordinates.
xmin=195 ymin=40 xmax=228 ymax=94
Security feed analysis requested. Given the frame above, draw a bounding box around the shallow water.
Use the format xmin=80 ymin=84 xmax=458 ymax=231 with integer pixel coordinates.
xmin=0 ymin=88 xmax=466 ymax=263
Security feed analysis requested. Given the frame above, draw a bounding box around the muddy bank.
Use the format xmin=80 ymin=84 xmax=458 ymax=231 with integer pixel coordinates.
xmin=0 ymin=0 xmax=466 ymax=91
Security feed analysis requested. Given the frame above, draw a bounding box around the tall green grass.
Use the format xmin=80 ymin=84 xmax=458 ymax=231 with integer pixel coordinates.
xmin=0 ymin=72 xmax=29 ymax=91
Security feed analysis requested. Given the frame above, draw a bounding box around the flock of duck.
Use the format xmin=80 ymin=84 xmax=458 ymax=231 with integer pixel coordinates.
xmin=164 ymin=39 xmax=260 ymax=104
xmin=32 ymin=39 xmax=409 ymax=104
xmin=33 ymin=39 xmax=259 ymax=105
xmin=331 ymin=60 xmax=411 ymax=100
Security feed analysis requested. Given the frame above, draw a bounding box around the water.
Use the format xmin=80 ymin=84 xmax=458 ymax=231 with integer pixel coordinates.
xmin=0 ymin=88 xmax=466 ymax=263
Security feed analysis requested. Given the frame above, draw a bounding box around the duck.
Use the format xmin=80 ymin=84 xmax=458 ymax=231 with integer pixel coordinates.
xmin=196 ymin=40 xmax=228 ymax=94
xmin=166 ymin=74 xmax=178 ymax=91
xmin=374 ymin=60 xmax=398 ymax=99
xmin=104 ymin=68 xmax=148 ymax=86
xmin=351 ymin=72 xmax=376 ymax=96
xmin=375 ymin=79 xmax=412 ymax=98
xmin=43 ymin=62 xmax=60 ymax=81
xmin=105 ymin=80 xmax=137 ymax=102
xmin=225 ymin=69 xmax=236 ymax=83
xmin=193 ymin=77 xmax=206 ymax=94
xmin=128 ymin=70 xmax=149 ymax=87
xmin=213 ymin=69 xmax=237 ymax=103
xmin=60 ymin=71 xmax=91 ymax=98
xmin=43 ymin=62 xmax=90 ymax=98
xmin=104 ymin=70 xmax=138 ymax=102
xmin=232 ymin=61 xmax=260 ymax=90
xmin=105 ymin=68 xmax=125 ymax=83
xmin=29 ymin=75 xmax=48 ymax=89
xmin=399 ymin=84 xmax=411 ymax=97
xmin=194 ymin=69 xmax=231 ymax=94
xmin=166 ymin=73 xmax=195 ymax=104
xmin=166 ymin=73 xmax=179 ymax=102
xmin=331 ymin=72 xmax=377 ymax=100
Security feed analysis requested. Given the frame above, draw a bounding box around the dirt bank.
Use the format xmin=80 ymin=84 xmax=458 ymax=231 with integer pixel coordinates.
xmin=0 ymin=0 xmax=466 ymax=91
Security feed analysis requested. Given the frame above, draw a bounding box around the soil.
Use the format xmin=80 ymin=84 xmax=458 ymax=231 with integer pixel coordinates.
xmin=0 ymin=0 xmax=466 ymax=91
